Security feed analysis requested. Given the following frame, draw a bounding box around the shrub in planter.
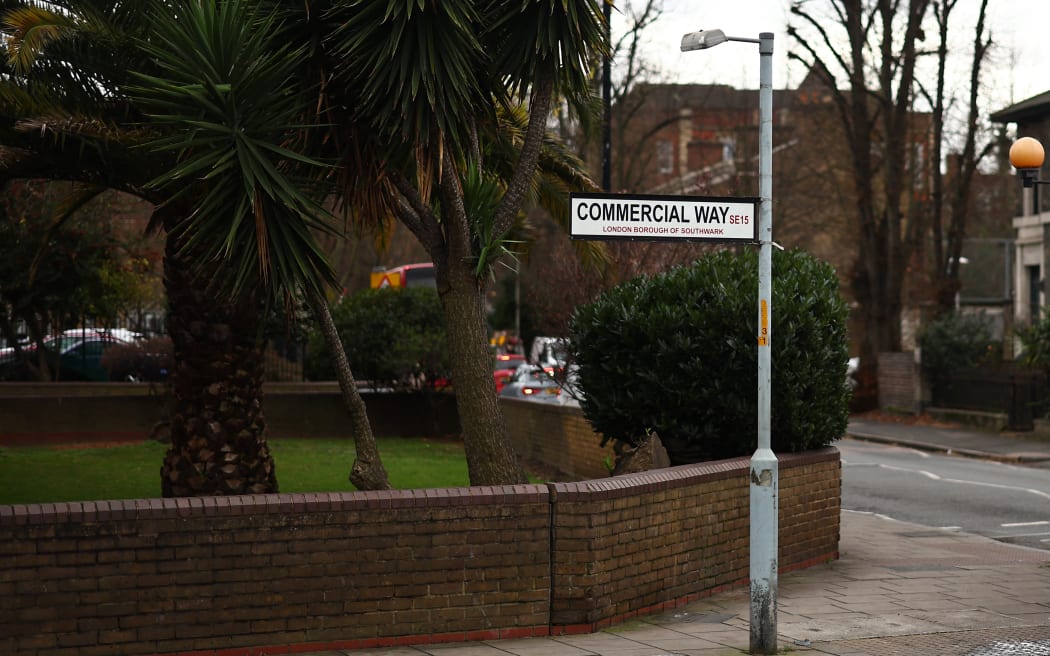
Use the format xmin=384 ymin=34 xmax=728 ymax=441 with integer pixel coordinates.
xmin=569 ymin=248 xmax=849 ymax=465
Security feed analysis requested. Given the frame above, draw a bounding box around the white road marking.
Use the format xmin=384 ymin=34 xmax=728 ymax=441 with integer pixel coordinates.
xmin=1001 ymin=520 xmax=1050 ymax=528
xmin=849 ymin=462 xmax=1050 ymax=501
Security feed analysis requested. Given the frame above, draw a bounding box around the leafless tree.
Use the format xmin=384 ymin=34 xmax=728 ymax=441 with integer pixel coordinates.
xmin=922 ymin=0 xmax=995 ymax=314
xmin=788 ymin=0 xmax=931 ymax=366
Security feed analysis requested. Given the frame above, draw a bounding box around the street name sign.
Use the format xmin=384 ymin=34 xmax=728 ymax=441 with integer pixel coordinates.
xmin=570 ymin=192 xmax=759 ymax=242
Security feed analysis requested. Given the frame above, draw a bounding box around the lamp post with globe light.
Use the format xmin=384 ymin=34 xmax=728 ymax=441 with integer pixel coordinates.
xmin=680 ymin=29 xmax=778 ymax=655
xmin=1009 ymin=136 xmax=1046 ymax=187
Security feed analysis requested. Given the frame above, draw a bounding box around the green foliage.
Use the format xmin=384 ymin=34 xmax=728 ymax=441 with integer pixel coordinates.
xmin=919 ymin=313 xmax=997 ymax=378
xmin=131 ymin=0 xmax=338 ymax=306
xmin=569 ymin=249 xmax=850 ymax=464
xmin=305 ymin=288 xmax=449 ymax=388
xmin=1016 ymin=311 xmax=1050 ymax=369
xmin=0 ymin=181 xmax=155 ymax=347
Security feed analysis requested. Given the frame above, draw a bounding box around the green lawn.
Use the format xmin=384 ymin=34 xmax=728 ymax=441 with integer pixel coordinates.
xmin=0 ymin=437 xmax=473 ymax=505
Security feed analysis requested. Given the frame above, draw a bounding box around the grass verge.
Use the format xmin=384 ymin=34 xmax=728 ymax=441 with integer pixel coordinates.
xmin=0 ymin=437 xmax=472 ymax=504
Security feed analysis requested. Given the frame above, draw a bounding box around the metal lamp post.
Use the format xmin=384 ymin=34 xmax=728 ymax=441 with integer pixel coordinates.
xmin=681 ymin=29 xmax=778 ymax=655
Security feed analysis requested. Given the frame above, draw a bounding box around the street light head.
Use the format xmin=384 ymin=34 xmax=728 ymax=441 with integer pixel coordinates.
xmin=1010 ymin=136 xmax=1045 ymax=170
xmin=681 ymin=29 xmax=727 ymax=51
xmin=1010 ymin=137 xmax=1046 ymax=188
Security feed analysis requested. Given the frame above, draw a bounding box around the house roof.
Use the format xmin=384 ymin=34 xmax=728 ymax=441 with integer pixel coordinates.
xmin=990 ymin=90 xmax=1050 ymax=124
xmin=629 ymin=83 xmax=798 ymax=111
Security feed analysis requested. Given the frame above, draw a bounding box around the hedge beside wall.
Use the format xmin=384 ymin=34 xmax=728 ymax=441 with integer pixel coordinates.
xmin=0 ymin=449 xmax=840 ymax=656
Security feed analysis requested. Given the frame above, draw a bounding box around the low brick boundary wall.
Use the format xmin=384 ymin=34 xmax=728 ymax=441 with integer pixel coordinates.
xmin=0 ymin=449 xmax=840 ymax=656
xmin=0 ymin=383 xmax=460 ymax=444
xmin=502 ymin=399 xmax=615 ymax=480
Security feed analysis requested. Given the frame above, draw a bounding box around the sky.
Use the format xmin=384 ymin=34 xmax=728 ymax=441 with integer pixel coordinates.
xmin=621 ymin=0 xmax=1050 ymax=120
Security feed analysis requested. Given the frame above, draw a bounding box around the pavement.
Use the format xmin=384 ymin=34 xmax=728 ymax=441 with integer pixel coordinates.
xmin=299 ymin=417 xmax=1050 ymax=656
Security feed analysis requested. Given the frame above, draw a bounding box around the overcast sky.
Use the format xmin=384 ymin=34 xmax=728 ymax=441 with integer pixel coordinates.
xmin=624 ymin=0 xmax=1049 ymax=120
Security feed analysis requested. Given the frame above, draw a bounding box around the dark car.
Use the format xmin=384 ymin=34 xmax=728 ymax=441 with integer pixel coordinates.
xmin=0 ymin=332 xmax=129 ymax=381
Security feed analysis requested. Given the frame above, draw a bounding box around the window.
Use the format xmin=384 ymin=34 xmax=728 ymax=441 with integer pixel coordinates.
xmin=656 ymin=140 xmax=673 ymax=174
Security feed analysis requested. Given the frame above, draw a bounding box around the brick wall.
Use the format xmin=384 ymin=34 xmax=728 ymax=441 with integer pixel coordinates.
xmin=0 ymin=450 xmax=840 ymax=656
xmin=548 ymin=449 xmax=840 ymax=631
xmin=0 ymin=384 xmax=460 ymax=444
xmin=502 ymin=399 xmax=615 ymax=480
xmin=877 ymin=351 xmax=920 ymax=413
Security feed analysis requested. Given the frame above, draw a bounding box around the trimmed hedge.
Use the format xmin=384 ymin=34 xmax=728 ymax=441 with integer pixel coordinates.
xmin=569 ymin=249 xmax=849 ymax=464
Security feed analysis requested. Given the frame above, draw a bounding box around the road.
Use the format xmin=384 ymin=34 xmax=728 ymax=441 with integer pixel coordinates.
xmin=837 ymin=438 xmax=1050 ymax=551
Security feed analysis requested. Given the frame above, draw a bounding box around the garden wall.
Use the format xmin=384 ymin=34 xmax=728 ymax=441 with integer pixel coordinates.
xmin=502 ymin=399 xmax=615 ymax=480
xmin=0 ymin=383 xmax=460 ymax=444
xmin=0 ymin=449 xmax=840 ymax=656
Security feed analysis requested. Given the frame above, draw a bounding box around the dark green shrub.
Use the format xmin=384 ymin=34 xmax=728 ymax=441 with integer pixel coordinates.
xmin=919 ymin=312 xmax=997 ymax=379
xmin=1016 ymin=312 xmax=1050 ymax=369
xmin=569 ymin=249 xmax=849 ymax=464
xmin=306 ymin=287 xmax=449 ymax=388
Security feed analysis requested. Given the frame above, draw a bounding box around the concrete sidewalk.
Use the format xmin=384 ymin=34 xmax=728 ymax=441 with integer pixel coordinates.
xmin=846 ymin=416 xmax=1050 ymax=465
xmin=298 ymin=419 xmax=1050 ymax=656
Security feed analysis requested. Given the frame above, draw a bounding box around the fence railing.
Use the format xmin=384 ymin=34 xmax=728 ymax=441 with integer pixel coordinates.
xmin=931 ymin=366 xmax=1047 ymax=431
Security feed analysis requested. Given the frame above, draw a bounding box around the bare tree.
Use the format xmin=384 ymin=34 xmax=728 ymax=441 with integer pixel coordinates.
xmin=554 ymin=0 xmax=666 ymax=187
xmin=788 ymin=0 xmax=931 ymax=366
xmin=923 ymin=0 xmax=994 ymax=314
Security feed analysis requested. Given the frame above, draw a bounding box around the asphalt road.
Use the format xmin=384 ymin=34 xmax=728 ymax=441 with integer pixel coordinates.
xmin=837 ymin=438 xmax=1050 ymax=551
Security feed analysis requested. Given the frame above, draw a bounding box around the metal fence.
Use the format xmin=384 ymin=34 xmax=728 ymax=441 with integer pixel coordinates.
xmin=931 ymin=366 xmax=1048 ymax=431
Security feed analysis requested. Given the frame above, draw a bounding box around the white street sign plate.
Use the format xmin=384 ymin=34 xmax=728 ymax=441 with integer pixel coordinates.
xmin=570 ymin=193 xmax=759 ymax=242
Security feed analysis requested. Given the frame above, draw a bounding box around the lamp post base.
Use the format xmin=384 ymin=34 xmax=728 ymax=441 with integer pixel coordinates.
xmin=749 ymin=448 xmax=778 ymax=654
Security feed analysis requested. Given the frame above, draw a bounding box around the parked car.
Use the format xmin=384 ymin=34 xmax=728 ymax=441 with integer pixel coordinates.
xmin=498 ymin=364 xmax=561 ymax=402
xmin=0 ymin=332 xmax=130 ymax=381
xmin=493 ymin=353 xmax=527 ymax=393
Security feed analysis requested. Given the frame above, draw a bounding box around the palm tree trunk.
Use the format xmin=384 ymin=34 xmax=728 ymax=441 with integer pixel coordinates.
xmin=160 ymin=235 xmax=277 ymax=497
xmin=306 ymin=288 xmax=391 ymax=490
xmin=441 ymin=259 xmax=528 ymax=486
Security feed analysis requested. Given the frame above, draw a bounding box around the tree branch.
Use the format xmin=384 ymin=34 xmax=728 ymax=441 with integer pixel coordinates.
xmin=491 ymin=67 xmax=555 ymax=238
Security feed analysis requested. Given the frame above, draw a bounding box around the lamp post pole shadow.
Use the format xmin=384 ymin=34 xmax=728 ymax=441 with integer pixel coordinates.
xmin=680 ymin=29 xmax=779 ymax=655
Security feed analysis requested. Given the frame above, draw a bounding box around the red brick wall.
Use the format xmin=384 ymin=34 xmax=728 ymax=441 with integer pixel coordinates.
xmin=502 ymin=399 xmax=615 ymax=480
xmin=877 ymin=351 xmax=920 ymax=413
xmin=548 ymin=449 xmax=840 ymax=631
xmin=0 ymin=451 xmax=840 ymax=656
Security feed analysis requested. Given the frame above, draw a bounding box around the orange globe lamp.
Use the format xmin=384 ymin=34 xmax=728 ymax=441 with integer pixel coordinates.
xmin=1010 ymin=137 xmax=1046 ymax=187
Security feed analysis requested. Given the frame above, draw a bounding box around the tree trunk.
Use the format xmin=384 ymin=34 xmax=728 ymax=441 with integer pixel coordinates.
xmin=441 ymin=259 xmax=527 ymax=486
xmin=306 ymin=288 xmax=391 ymax=491
xmin=160 ymin=234 xmax=277 ymax=497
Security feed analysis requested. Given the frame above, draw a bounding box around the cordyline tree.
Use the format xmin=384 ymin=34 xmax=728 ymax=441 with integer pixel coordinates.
xmin=0 ymin=1 xmax=391 ymax=493
xmin=3 ymin=0 xmax=605 ymax=491
xmin=135 ymin=0 xmax=607 ymax=486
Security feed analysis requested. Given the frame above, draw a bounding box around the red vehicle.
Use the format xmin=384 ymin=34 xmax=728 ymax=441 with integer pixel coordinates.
xmin=493 ymin=353 xmax=526 ymax=393
xmin=369 ymin=263 xmax=436 ymax=289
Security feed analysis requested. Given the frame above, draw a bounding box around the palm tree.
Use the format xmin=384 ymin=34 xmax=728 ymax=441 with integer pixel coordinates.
xmin=4 ymin=0 xmax=608 ymax=488
xmin=0 ymin=0 xmax=392 ymax=493
xmin=134 ymin=0 xmax=608 ymax=486
xmin=322 ymin=0 xmax=609 ymax=484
